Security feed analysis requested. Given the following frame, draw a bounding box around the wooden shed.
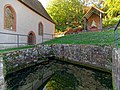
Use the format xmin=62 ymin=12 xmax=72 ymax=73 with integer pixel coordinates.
xmin=82 ymin=6 xmax=104 ymax=31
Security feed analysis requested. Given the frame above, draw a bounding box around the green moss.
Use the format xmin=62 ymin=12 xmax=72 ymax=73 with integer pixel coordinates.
xmin=5 ymin=59 xmax=49 ymax=75
xmin=3 ymin=59 xmax=7 ymax=77
xmin=112 ymin=80 xmax=117 ymax=90
xmin=54 ymin=57 xmax=112 ymax=74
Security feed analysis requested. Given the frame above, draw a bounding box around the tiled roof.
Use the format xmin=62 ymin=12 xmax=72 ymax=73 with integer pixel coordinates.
xmin=18 ymin=0 xmax=55 ymax=23
xmin=82 ymin=6 xmax=104 ymax=19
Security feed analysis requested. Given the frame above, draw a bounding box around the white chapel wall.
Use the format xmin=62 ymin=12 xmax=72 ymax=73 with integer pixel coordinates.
xmin=0 ymin=0 xmax=55 ymax=48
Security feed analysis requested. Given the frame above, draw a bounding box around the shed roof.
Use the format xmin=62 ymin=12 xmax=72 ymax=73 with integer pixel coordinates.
xmin=18 ymin=0 xmax=55 ymax=24
xmin=82 ymin=6 xmax=104 ymax=20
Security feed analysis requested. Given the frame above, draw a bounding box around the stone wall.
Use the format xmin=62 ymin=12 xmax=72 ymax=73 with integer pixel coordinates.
xmin=52 ymin=44 xmax=112 ymax=71
xmin=2 ymin=44 xmax=113 ymax=75
xmin=112 ymin=49 xmax=120 ymax=90
xmin=0 ymin=55 xmax=4 ymax=90
xmin=0 ymin=44 xmax=113 ymax=89
xmin=3 ymin=47 xmax=48 ymax=74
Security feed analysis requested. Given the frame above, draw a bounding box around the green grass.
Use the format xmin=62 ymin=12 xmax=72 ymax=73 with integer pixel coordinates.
xmin=44 ymin=29 xmax=120 ymax=46
xmin=1 ymin=29 xmax=119 ymax=53
xmin=0 ymin=45 xmax=34 ymax=53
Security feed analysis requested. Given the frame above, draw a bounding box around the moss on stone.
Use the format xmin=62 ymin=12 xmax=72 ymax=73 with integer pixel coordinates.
xmin=54 ymin=57 xmax=112 ymax=74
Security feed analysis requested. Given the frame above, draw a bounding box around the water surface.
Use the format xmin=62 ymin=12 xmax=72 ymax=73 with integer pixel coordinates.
xmin=5 ymin=60 xmax=112 ymax=90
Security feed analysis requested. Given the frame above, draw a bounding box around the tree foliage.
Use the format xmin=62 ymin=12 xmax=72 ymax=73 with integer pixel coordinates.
xmin=47 ymin=0 xmax=120 ymax=31
xmin=103 ymin=0 xmax=120 ymax=19
xmin=46 ymin=0 xmax=84 ymax=31
xmin=102 ymin=0 xmax=120 ymax=27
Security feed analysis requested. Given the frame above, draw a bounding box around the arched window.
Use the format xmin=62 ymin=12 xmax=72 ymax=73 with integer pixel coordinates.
xmin=38 ymin=22 xmax=43 ymax=35
xmin=4 ymin=5 xmax=16 ymax=31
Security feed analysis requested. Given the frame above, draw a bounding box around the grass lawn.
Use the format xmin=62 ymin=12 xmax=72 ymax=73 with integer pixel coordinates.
xmin=0 ymin=29 xmax=119 ymax=53
xmin=43 ymin=29 xmax=120 ymax=46
xmin=0 ymin=45 xmax=34 ymax=53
